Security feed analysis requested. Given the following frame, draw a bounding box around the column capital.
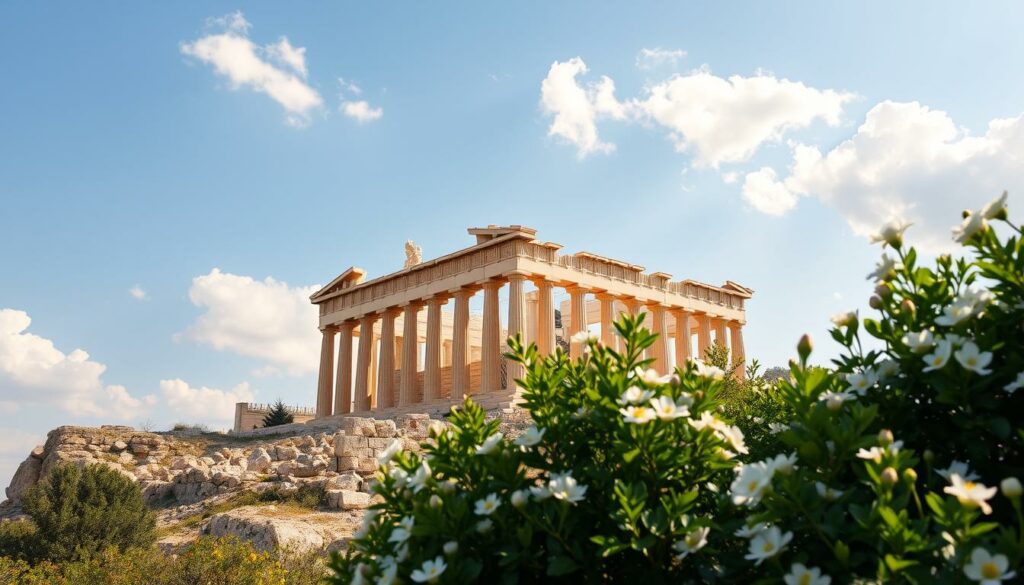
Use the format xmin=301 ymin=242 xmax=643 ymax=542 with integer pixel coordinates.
xmin=644 ymin=300 xmax=669 ymax=310
xmin=530 ymin=275 xmax=555 ymax=287
xmin=668 ymin=306 xmax=692 ymax=316
xmin=337 ymin=320 xmax=357 ymax=331
xmin=594 ymin=291 xmax=616 ymax=301
xmin=377 ymin=306 xmax=403 ymax=317
xmin=319 ymin=324 xmax=339 ymax=333
xmin=400 ymin=300 xmax=425 ymax=309
xmin=425 ymin=293 xmax=451 ymax=306
xmin=728 ymin=320 xmax=745 ymax=329
xmin=505 ymin=270 xmax=531 ymax=281
xmin=478 ymin=278 xmax=504 ymax=290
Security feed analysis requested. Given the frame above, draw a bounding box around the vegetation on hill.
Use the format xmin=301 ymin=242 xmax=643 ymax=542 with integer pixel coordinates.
xmin=263 ymin=399 xmax=296 ymax=427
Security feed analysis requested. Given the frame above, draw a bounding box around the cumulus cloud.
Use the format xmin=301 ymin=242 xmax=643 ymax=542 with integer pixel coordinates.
xmin=743 ymin=101 xmax=1024 ymax=250
xmin=742 ymin=167 xmax=799 ymax=215
xmin=0 ymin=309 xmax=155 ymax=418
xmin=159 ymin=379 xmax=255 ymax=427
xmin=183 ymin=269 xmax=321 ymax=375
xmin=631 ymin=69 xmax=854 ymax=168
xmin=540 ymin=57 xmax=628 ymax=157
xmin=636 ymin=47 xmax=686 ymax=70
xmin=181 ymin=11 xmax=323 ymax=126
xmin=341 ymin=100 xmax=383 ymax=123
xmin=129 ymin=285 xmax=147 ymax=300
xmin=540 ymin=57 xmax=853 ymax=165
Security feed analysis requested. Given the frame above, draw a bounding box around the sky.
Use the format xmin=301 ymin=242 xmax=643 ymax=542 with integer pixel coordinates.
xmin=2 ymin=2 xmax=1023 ymax=487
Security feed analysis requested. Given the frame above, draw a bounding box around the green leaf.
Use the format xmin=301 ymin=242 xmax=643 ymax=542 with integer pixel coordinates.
xmin=884 ymin=554 xmax=918 ymax=572
xmin=546 ymin=554 xmax=579 ymax=576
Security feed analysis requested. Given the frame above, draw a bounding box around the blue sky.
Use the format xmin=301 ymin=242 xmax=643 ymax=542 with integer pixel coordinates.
xmin=2 ymin=2 xmax=1023 ymax=485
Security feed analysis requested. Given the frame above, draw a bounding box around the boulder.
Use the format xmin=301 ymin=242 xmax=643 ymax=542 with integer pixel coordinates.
xmin=275 ymin=445 xmax=299 ymax=461
xmin=326 ymin=489 xmax=370 ymax=510
xmin=247 ymin=448 xmax=272 ymax=473
xmin=325 ymin=472 xmax=362 ymax=492
xmin=5 ymin=455 xmax=42 ymax=502
xmin=204 ymin=506 xmax=329 ymax=552
xmin=340 ymin=417 xmax=376 ymax=437
xmin=110 ymin=440 xmax=128 ymax=452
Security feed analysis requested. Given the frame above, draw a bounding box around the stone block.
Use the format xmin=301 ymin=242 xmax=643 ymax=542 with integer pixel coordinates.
xmin=373 ymin=420 xmax=397 ymax=438
xmin=335 ymin=435 xmax=368 ymax=457
xmin=326 ymin=489 xmax=371 ymax=510
xmin=340 ymin=417 xmax=377 ymax=437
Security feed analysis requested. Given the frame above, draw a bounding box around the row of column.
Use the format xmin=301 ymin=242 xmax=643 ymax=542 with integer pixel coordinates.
xmin=316 ymin=274 xmax=746 ymax=417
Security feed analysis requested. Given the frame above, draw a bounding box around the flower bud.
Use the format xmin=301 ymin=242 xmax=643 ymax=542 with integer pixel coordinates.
xmin=429 ymin=494 xmax=442 ymax=508
xmin=869 ymin=295 xmax=883 ymax=310
xmin=878 ymin=429 xmax=894 ymax=446
xmin=962 ymin=209 xmax=972 ymax=219
xmin=874 ymin=283 xmax=892 ymax=299
xmin=923 ymin=449 xmax=935 ymax=464
xmin=511 ymin=489 xmax=528 ymax=508
xmin=443 ymin=541 xmax=459 ymax=555
xmin=903 ymin=468 xmax=918 ymax=484
xmin=881 ymin=467 xmax=899 ymax=486
xmin=440 ymin=479 xmax=457 ymax=494
xmin=900 ymin=299 xmax=916 ymax=317
xmin=797 ymin=334 xmax=813 ymax=362
xmin=1002 ymin=477 xmax=1023 ymax=498
xmin=826 ymin=395 xmax=844 ymax=412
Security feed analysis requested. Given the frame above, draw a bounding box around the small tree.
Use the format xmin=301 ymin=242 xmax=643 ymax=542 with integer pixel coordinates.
xmin=262 ymin=399 xmax=294 ymax=427
xmin=21 ymin=463 xmax=155 ymax=563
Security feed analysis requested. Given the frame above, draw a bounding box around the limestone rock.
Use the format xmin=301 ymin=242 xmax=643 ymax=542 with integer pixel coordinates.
xmin=326 ymin=489 xmax=370 ymax=510
xmin=5 ymin=455 xmax=42 ymax=502
xmin=247 ymin=448 xmax=272 ymax=473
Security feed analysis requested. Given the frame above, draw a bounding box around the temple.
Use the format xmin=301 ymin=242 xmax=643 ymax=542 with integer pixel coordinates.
xmin=309 ymin=225 xmax=752 ymax=418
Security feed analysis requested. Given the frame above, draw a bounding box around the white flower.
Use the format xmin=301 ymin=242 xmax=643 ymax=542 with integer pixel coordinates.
xmin=570 ymin=329 xmax=598 ymax=344
xmin=922 ymin=339 xmax=953 ymax=372
xmin=953 ymin=212 xmax=988 ymax=243
xmin=689 ymin=411 xmax=725 ymax=432
xmin=937 ymin=460 xmax=980 ymax=482
xmin=439 ymin=478 xmax=457 ymax=494
xmin=730 ymin=462 xmax=773 ymax=507
xmin=375 ymin=563 xmax=398 ymax=585
xmin=408 ymin=460 xmax=432 ymax=493
xmin=768 ymin=422 xmax=788 ymax=435
xmin=620 ymin=404 xmax=657 ymax=424
xmin=870 ymin=219 xmax=912 ymax=248
xmin=963 ymin=547 xmax=1016 ymax=583
xmin=693 ymin=361 xmax=726 ymax=380
xmin=388 ymin=516 xmax=414 ymax=544
xmin=672 ymin=526 xmax=710 ymax=559
xmin=735 ymin=522 xmax=769 ymax=538
xmin=744 ymin=526 xmax=792 ymax=565
xmin=815 ymin=482 xmax=844 ymax=501
xmin=845 ymin=369 xmax=878 ymax=396
xmin=475 ymin=432 xmax=504 ymax=455
xmin=513 ymin=426 xmax=546 ymax=447
xmin=765 ymin=452 xmax=797 ymax=475
xmin=819 ymin=390 xmax=856 ymax=411
xmin=944 ymin=474 xmax=998 ymax=514
xmin=856 ymin=446 xmax=885 ymax=463
xmin=1004 ymin=372 xmax=1024 ymax=394
xmin=618 ymin=386 xmax=654 ymax=405
xmin=719 ymin=425 xmax=749 ymax=455
xmin=548 ymin=472 xmax=588 ymax=503
xmin=410 ymin=556 xmax=447 ymax=583
xmin=388 ymin=466 xmax=409 ymax=489
xmin=980 ymin=190 xmax=1009 ymax=220
xmin=875 ymin=358 xmax=900 ymax=378
xmin=902 ymin=330 xmax=935 ymax=352
xmin=830 ymin=311 xmax=857 ymax=327
xmin=529 ymin=485 xmax=551 ymax=500
xmin=475 ymin=493 xmax=501 ymax=516
xmin=352 ymin=563 xmax=369 ymax=585
xmin=443 ymin=540 xmax=459 ymax=555
xmin=784 ymin=563 xmax=831 ymax=585
xmin=867 ymin=253 xmax=901 ymax=281
xmin=511 ymin=489 xmax=529 ymax=508
xmin=650 ymin=395 xmax=690 ymax=420
xmin=935 ymin=302 xmax=976 ymax=327
xmin=475 ymin=518 xmax=493 ymax=533
xmin=1001 ymin=477 xmax=1022 ymax=498
xmin=395 ymin=544 xmax=409 ymax=562
xmin=429 ymin=494 xmax=442 ymax=508
xmin=377 ymin=440 xmax=403 ymax=465
xmin=954 ymin=341 xmax=993 ymax=375
xmin=635 ymin=367 xmax=672 ymax=385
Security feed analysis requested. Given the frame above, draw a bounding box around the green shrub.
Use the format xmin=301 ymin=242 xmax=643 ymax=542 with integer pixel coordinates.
xmin=21 ymin=463 xmax=156 ymax=563
xmin=0 ymin=520 xmax=38 ymax=562
xmin=328 ymin=192 xmax=1024 ymax=584
xmin=263 ymin=399 xmax=295 ymax=427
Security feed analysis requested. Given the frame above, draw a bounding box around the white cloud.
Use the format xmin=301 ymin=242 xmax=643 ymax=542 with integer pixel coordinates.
xmin=0 ymin=309 xmax=154 ymax=419
xmin=341 ymin=100 xmax=383 ymax=123
xmin=129 ymin=285 xmax=147 ymax=300
xmin=746 ymin=101 xmax=1024 ymax=251
xmin=540 ymin=57 xmax=627 ymax=158
xmin=742 ymin=167 xmax=799 ymax=215
xmin=338 ymin=77 xmax=362 ymax=96
xmin=183 ymin=269 xmax=321 ymax=375
xmin=181 ymin=12 xmax=323 ymax=126
xmin=159 ymin=379 xmax=254 ymax=428
xmin=636 ymin=47 xmax=686 ymax=70
xmin=631 ymin=68 xmax=854 ymax=168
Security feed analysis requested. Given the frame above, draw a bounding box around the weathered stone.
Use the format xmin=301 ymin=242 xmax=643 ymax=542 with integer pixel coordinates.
xmin=340 ymin=417 xmax=376 ymax=437
xmin=325 ymin=472 xmax=362 ymax=491
xmin=110 ymin=440 xmax=128 ymax=452
xmin=29 ymin=446 xmax=45 ymax=460
xmin=373 ymin=420 xmax=397 ymax=438
xmin=204 ymin=506 xmax=328 ymax=552
xmin=5 ymin=455 xmax=41 ymax=502
xmin=275 ymin=445 xmax=299 ymax=461
xmin=247 ymin=448 xmax=272 ymax=473
xmin=334 ymin=435 xmax=368 ymax=457
xmin=326 ymin=489 xmax=370 ymax=510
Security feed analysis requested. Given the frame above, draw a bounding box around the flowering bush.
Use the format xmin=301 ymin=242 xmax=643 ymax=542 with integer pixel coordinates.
xmin=328 ymin=193 xmax=1023 ymax=584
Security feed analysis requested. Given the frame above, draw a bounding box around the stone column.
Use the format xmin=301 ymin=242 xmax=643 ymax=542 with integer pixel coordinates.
xmin=400 ymin=302 xmax=423 ymax=406
xmin=567 ymin=286 xmax=588 ymax=358
xmin=377 ymin=308 xmax=399 ymax=409
xmin=442 ymin=340 xmax=453 ymax=367
xmin=730 ymin=322 xmax=746 ymax=380
xmin=450 ymin=288 xmax=474 ymax=400
xmin=333 ymin=322 xmax=355 ymax=414
xmin=672 ymin=309 xmax=693 ymax=368
xmin=647 ymin=303 xmax=669 ymax=374
xmin=315 ymin=327 xmax=336 ymax=418
xmin=712 ymin=318 xmax=727 ymax=349
xmin=525 ymin=292 xmax=538 ymax=346
xmin=353 ymin=316 xmax=377 ymax=411
xmin=368 ymin=334 xmax=379 ymax=408
xmin=596 ymin=293 xmax=617 ymax=351
xmin=506 ymin=272 xmax=528 ymax=386
xmin=697 ymin=314 xmax=712 ymax=361
xmin=480 ymin=280 xmax=503 ymax=392
xmin=423 ymin=295 xmax=447 ymax=401
xmin=533 ymin=278 xmax=555 ymax=355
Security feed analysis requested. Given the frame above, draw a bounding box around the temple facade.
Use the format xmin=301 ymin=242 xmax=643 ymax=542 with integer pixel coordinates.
xmin=309 ymin=225 xmax=752 ymax=419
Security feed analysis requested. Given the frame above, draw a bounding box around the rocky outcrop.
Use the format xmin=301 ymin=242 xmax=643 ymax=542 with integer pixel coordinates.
xmin=204 ymin=506 xmax=333 ymax=552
